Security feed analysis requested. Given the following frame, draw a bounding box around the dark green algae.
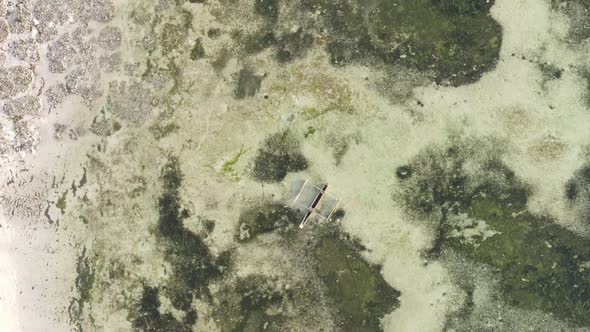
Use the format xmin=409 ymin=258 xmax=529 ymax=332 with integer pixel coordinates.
xmin=308 ymin=0 xmax=501 ymax=85
xmin=314 ymin=233 xmax=401 ymax=332
xmin=254 ymin=0 xmax=280 ymax=21
xmin=237 ymin=27 xmax=314 ymax=64
xmin=251 ymin=130 xmax=309 ymax=183
xmin=213 ymin=236 xmax=400 ymax=332
xmin=322 ymin=0 xmax=501 ymax=85
xmin=395 ymin=138 xmax=590 ymax=326
xmin=457 ymin=198 xmax=590 ymax=324
xmin=190 ymin=38 xmax=205 ymax=61
xmin=236 ymin=0 xmax=501 ymax=86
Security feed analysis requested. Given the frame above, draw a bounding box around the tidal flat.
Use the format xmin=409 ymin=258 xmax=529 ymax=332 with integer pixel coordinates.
xmin=1 ymin=0 xmax=590 ymax=331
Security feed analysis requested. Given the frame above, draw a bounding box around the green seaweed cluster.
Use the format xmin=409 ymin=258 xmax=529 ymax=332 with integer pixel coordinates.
xmin=236 ymin=203 xmax=298 ymax=242
xmin=241 ymin=0 xmax=501 ymax=85
xmin=313 ymin=234 xmax=401 ymax=331
xmin=251 ymin=130 xmax=308 ymax=183
xmin=395 ymin=138 xmax=590 ymax=326
xmin=220 ymin=148 xmax=245 ymax=182
xmin=299 ymin=0 xmax=501 ymax=85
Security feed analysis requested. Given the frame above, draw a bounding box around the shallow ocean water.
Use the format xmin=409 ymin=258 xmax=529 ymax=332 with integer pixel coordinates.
xmin=1 ymin=0 xmax=590 ymax=331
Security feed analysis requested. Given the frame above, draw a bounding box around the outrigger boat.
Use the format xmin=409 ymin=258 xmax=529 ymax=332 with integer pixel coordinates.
xmin=291 ymin=180 xmax=341 ymax=228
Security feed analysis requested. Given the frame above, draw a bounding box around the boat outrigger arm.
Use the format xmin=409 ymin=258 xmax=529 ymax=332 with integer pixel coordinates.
xmin=291 ymin=180 xmax=340 ymax=228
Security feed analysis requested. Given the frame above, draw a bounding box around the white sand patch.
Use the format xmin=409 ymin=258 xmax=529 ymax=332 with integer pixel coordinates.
xmin=0 ymin=211 xmax=79 ymax=332
xmin=447 ymin=213 xmax=500 ymax=245
xmin=382 ymin=257 xmax=458 ymax=332
xmin=493 ymin=0 xmax=556 ymax=56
